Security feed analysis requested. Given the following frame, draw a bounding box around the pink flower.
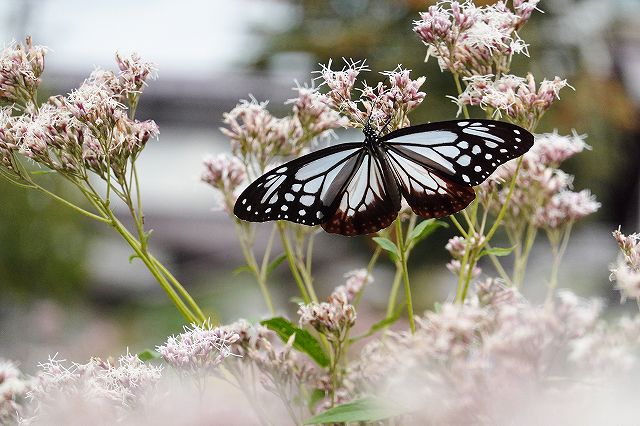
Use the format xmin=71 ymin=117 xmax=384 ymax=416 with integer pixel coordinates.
xmin=0 ymin=37 xmax=46 ymax=106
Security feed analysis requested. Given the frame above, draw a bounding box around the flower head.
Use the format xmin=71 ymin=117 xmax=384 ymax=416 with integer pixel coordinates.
xmin=0 ymin=37 xmax=46 ymax=106
xmin=298 ymin=290 xmax=356 ymax=338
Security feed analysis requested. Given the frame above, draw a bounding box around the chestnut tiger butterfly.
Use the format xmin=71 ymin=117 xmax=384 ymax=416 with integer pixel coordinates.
xmin=234 ymin=119 xmax=533 ymax=236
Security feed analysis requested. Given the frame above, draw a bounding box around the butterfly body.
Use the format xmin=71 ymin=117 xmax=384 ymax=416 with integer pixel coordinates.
xmin=234 ymin=120 xmax=533 ymax=236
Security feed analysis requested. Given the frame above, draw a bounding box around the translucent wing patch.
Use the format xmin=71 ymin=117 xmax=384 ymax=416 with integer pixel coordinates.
xmin=387 ymin=149 xmax=476 ymax=218
xmin=381 ymin=119 xmax=534 ymax=186
xmin=234 ymin=144 xmax=363 ymax=225
xmin=321 ymin=151 xmax=401 ymax=236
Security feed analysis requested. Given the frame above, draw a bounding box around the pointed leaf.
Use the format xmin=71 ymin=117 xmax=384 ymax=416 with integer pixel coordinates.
xmin=233 ymin=265 xmax=253 ymax=276
xmin=304 ymin=396 xmax=408 ymax=424
xmin=408 ymin=219 xmax=448 ymax=247
xmin=372 ymin=236 xmax=400 ymax=261
xmin=266 ymin=253 xmax=287 ymax=276
xmin=261 ymin=317 xmax=329 ymax=367
xmin=479 ymin=245 xmax=516 ymax=258
xmin=137 ymin=349 xmax=161 ymax=362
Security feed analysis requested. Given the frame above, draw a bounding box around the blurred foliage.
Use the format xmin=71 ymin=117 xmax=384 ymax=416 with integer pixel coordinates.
xmin=0 ymin=177 xmax=89 ymax=303
xmin=253 ymin=0 xmax=640 ymax=224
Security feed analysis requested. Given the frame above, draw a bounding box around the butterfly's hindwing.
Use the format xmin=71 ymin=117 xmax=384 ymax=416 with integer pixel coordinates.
xmin=381 ymin=119 xmax=534 ymax=186
xmin=386 ymin=148 xmax=476 ymax=218
xmin=233 ymin=144 xmax=363 ymax=225
xmin=321 ymin=149 xmax=401 ymax=236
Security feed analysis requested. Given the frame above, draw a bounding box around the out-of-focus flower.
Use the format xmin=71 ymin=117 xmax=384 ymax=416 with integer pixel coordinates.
xmin=446 ymin=233 xmax=485 ymax=259
xmin=157 ymin=322 xmax=239 ymax=372
xmin=221 ymin=98 xmax=302 ymax=169
xmin=533 ymin=189 xmax=600 ymax=229
xmin=530 ymin=130 xmax=589 ymax=166
xmin=25 ymin=353 xmax=162 ymax=423
xmin=610 ymin=229 xmax=640 ymax=302
xmin=414 ymin=1 xmax=539 ymax=77
xmin=0 ymin=359 xmax=28 ymax=423
xmin=456 ymin=73 xmax=572 ymax=128
xmin=201 ymin=153 xmax=247 ymax=212
xmin=446 ymin=259 xmax=482 ymax=278
xmin=298 ymin=290 xmax=356 ymax=338
xmin=288 ymin=84 xmax=348 ymax=139
xmin=333 ymin=269 xmax=373 ymax=302
xmin=350 ymin=285 xmax=640 ymax=424
xmin=0 ymin=37 xmax=46 ymax=107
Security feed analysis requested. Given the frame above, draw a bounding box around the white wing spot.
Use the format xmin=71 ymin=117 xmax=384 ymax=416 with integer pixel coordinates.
xmin=514 ymin=129 xmax=520 ymax=134
xmin=462 ymin=174 xmax=470 ymax=183
xmin=298 ymin=209 xmax=306 ymax=216
xmin=292 ymin=184 xmax=302 ymax=192
xmin=457 ymin=141 xmax=469 ymax=149
xmin=247 ymin=205 xmax=251 ymax=211
xmin=458 ymin=121 xmax=469 ymax=126
xmin=265 ymin=207 xmax=271 ymax=213
xmin=276 ymin=167 xmax=287 ymax=173
xmin=300 ymin=195 xmax=314 ymax=206
xmin=486 ymin=141 xmax=498 ymax=148
xmin=317 ymin=211 xmax=324 ymax=219
xmin=281 ymin=205 xmax=288 ymax=211
xmin=500 ymin=149 xmax=508 ymax=153
xmin=470 ymin=122 xmax=483 ymax=127
xmin=269 ymin=194 xmax=278 ymax=204
xmin=457 ymin=155 xmax=471 ymax=166
xmin=515 ymin=137 xmax=521 ymax=142
xmin=485 ymin=153 xmax=492 ymax=159
xmin=241 ymin=199 xmax=246 ymax=205
xmin=285 ymin=193 xmax=294 ymax=201
xmin=435 ymin=145 xmax=460 ymax=158
xmin=472 ymin=145 xmax=481 ymax=155
xmin=474 ymin=165 xmax=482 ymax=172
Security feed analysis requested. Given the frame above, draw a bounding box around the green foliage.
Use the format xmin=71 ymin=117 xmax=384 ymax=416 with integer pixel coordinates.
xmin=0 ymin=180 xmax=89 ymax=303
xmin=304 ymin=396 xmax=408 ymax=424
xmin=261 ymin=316 xmax=330 ymax=367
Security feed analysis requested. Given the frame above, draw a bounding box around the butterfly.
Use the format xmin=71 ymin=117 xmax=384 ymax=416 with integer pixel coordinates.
xmin=234 ymin=119 xmax=533 ymax=236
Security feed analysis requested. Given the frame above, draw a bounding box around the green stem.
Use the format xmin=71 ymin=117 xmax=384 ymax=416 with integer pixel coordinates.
xmin=546 ymin=222 xmax=573 ymax=303
xmin=34 ymin=184 xmax=110 ymax=223
xmin=395 ymin=218 xmax=415 ymax=334
xmin=483 ymin=156 xmax=523 ymax=244
xmin=453 ymin=73 xmax=471 ymax=120
xmin=277 ymin=222 xmax=311 ymax=304
xmin=385 ymin=267 xmax=402 ymax=320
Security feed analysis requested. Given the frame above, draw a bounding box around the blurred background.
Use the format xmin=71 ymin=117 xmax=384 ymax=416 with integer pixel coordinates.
xmin=1 ymin=0 xmax=640 ymax=369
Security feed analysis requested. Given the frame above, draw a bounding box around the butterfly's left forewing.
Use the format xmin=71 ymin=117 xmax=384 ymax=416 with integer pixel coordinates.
xmin=234 ymin=144 xmax=363 ymax=225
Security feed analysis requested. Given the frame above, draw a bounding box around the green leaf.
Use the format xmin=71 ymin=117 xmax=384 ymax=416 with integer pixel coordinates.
xmin=308 ymin=388 xmax=326 ymax=413
xmin=407 ymin=219 xmax=448 ymax=247
xmin=128 ymin=254 xmax=141 ymax=263
xmin=137 ymin=349 xmax=161 ymax=361
xmin=261 ymin=317 xmax=329 ymax=367
xmin=30 ymin=170 xmax=56 ymax=175
xmin=433 ymin=302 xmax=442 ymax=313
xmin=372 ymin=236 xmax=400 ymax=261
xmin=479 ymin=245 xmax=516 ymax=258
xmin=304 ymin=396 xmax=408 ymax=424
xmin=232 ymin=265 xmax=252 ymax=276
xmin=266 ymin=253 xmax=287 ymax=276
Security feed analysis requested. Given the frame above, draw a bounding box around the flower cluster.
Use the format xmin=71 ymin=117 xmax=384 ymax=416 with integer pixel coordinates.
xmin=0 ymin=37 xmax=46 ymax=107
xmin=0 ymin=359 xmax=28 ymax=423
xmin=610 ymin=229 xmax=640 ymax=302
xmin=456 ymin=73 xmax=572 ymax=128
xmin=315 ymin=60 xmax=426 ymax=132
xmin=350 ymin=282 xmax=639 ymax=424
xmin=221 ymin=92 xmax=344 ymax=173
xmin=298 ymin=289 xmax=356 ymax=339
xmin=333 ymin=269 xmax=373 ymax=302
xmin=156 ymin=322 xmax=239 ymax=372
xmin=0 ymin=45 xmax=159 ymax=185
xmin=201 ymin=154 xmax=247 ymax=212
xmin=445 ymin=233 xmax=485 ymax=277
xmin=25 ymin=353 xmax=162 ymax=423
xmin=414 ymin=1 xmax=539 ymax=77
xmin=480 ymin=131 xmax=598 ymax=232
